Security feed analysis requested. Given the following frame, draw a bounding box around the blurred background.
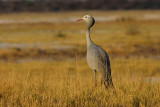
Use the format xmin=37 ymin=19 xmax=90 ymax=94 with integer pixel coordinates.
xmin=0 ymin=0 xmax=159 ymax=62
xmin=0 ymin=0 xmax=160 ymax=12
xmin=0 ymin=1 xmax=160 ymax=106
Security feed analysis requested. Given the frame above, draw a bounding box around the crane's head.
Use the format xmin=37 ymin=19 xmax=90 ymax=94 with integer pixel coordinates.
xmin=77 ymin=15 xmax=95 ymax=29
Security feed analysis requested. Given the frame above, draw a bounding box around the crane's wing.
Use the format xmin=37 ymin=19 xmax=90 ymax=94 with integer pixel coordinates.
xmin=95 ymin=45 xmax=114 ymax=88
xmin=94 ymin=45 xmax=111 ymax=72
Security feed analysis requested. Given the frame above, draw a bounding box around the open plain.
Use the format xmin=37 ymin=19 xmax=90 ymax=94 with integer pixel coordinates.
xmin=0 ymin=10 xmax=160 ymax=106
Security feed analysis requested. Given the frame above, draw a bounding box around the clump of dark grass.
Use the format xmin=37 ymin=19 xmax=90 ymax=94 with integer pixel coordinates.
xmin=56 ymin=31 xmax=66 ymax=38
xmin=133 ymin=96 xmax=140 ymax=107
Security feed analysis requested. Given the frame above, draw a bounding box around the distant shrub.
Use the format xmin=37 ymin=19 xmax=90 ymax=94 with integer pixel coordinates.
xmin=56 ymin=31 xmax=66 ymax=38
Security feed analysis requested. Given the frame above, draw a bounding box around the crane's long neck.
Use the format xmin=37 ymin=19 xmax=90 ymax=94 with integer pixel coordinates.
xmin=86 ymin=28 xmax=94 ymax=48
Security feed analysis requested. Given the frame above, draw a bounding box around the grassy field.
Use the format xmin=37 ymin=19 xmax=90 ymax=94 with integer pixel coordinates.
xmin=0 ymin=59 xmax=160 ymax=106
xmin=0 ymin=10 xmax=160 ymax=106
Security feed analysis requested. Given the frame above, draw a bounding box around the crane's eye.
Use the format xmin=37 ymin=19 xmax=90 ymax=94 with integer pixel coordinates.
xmin=85 ymin=16 xmax=87 ymax=18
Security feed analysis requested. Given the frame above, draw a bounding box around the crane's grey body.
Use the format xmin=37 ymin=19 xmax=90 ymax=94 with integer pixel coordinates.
xmin=87 ymin=42 xmax=110 ymax=76
xmin=77 ymin=15 xmax=114 ymax=88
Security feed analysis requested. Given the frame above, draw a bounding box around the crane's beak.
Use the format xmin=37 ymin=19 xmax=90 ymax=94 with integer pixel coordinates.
xmin=76 ymin=18 xmax=83 ymax=21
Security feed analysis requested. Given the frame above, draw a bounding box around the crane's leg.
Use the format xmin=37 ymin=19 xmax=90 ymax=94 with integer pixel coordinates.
xmin=94 ymin=70 xmax=97 ymax=87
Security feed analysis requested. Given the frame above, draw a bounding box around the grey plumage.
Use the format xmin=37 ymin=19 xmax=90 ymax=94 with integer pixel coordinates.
xmin=77 ymin=15 xmax=114 ymax=89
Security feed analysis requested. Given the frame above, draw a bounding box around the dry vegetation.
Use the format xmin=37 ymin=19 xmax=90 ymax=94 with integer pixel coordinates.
xmin=0 ymin=10 xmax=160 ymax=106
xmin=0 ymin=59 xmax=160 ymax=106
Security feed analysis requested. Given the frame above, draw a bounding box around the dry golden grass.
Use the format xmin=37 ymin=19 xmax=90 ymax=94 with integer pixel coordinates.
xmin=0 ymin=58 xmax=160 ymax=106
xmin=0 ymin=10 xmax=160 ymax=106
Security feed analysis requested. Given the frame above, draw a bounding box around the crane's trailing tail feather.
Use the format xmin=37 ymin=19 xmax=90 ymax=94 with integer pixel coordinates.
xmin=104 ymin=75 xmax=114 ymax=89
xmin=104 ymin=66 xmax=114 ymax=89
